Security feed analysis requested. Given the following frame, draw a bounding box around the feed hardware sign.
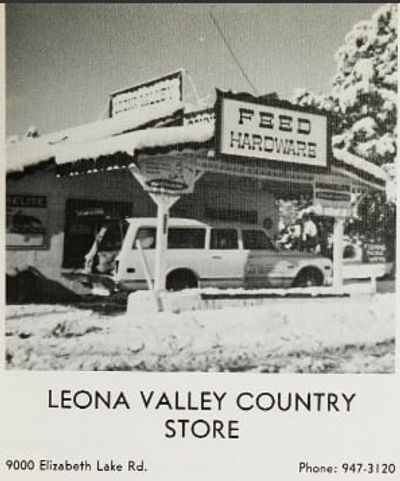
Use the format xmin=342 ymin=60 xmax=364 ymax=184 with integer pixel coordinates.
xmin=217 ymin=91 xmax=329 ymax=170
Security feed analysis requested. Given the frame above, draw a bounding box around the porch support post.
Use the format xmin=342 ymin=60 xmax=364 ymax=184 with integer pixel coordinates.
xmin=149 ymin=193 xmax=180 ymax=298
xmin=333 ymin=217 xmax=345 ymax=288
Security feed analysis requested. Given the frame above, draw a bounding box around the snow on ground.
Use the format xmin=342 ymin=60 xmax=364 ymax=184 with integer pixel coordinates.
xmin=5 ymin=293 xmax=395 ymax=373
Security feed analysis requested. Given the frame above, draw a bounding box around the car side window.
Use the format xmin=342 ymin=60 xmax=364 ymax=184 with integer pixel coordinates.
xmin=168 ymin=228 xmax=206 ymax=249
xmin=210 ymin=229 xmax=239 ymax=249
xmin=242 ymin=229 xmax=274 ymax=250
xmin=133 ymin=227 xmax=156 ymax=249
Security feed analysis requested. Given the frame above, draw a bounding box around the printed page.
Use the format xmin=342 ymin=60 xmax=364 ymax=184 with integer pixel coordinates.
xmin=1 ymin=4 xmax=398 ymax=480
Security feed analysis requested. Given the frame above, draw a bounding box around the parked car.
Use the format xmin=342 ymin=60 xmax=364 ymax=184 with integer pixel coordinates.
xmin=110 ymin=217 xmax=333 ymax=291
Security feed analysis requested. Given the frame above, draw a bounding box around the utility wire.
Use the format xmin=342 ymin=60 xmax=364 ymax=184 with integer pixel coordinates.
xmin=185 ymin=69 xmax=202 ymax=105
xmin=97 ymin=99 xmax=111 ymax=121
xmin=209 ymin=10 xmax=259 ymax=96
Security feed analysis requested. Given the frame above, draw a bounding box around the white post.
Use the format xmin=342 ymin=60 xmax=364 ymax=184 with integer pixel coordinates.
xmin=136 ymin=239 xmax=163 ymax=311
xmin=150 ymin=193 xmax=180 ymax=299
xmin=370 ymin=274 xmax=377 ymax=294
xmin=129 ymin=158 xmax=200 ymax=310
xmin=154 ymin=198 xmax=169 ymax=293
xmin=333 ymin=217 xmax=344 ymax=288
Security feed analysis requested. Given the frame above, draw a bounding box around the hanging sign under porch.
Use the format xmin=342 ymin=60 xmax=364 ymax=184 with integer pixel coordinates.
xmin=128 ymin=154 xmax=203 ymax=303
xmin=313 ymin=174 xmax=353 ymax=218
xmin=130 ymin=155 xmax=198 ymax=195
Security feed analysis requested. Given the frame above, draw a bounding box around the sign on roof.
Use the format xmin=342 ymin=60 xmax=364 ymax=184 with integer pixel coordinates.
xmin=183 ymin=108 xmax=215 ymax=127
xmin=109 ymin=70 xmax=183 ymax=118
xmin=216 ymin=91 xmax=329 ymax=170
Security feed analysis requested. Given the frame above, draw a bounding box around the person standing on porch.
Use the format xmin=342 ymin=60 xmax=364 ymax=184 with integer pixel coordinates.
xmin=302 ymin=214 xmax=318 ymax=252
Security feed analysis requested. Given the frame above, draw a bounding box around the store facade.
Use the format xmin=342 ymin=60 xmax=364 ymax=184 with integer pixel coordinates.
xmin=6 ymin=163 xmax=277 ymax=293
xmin=6 ymin=72 xmax=388 ymax=296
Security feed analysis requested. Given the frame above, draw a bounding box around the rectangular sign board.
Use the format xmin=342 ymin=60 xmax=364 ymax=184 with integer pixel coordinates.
xmin=313 ymin=174 xmax=352 ymax=217
xmin=217 ymin=92 xmax=328 ymax=169
xmin=6 ymin=195 xmax=48 ymax=248
xmin=183 ymin=108 xmax=215 ymax=127
xmin=110 ymin=70 xmax=183 ymax=118
xmin=365 ymin=243 xmax=386 ymax=263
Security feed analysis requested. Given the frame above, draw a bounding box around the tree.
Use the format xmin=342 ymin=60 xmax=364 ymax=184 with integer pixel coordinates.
xmin=289 ymin=5 xmax=397 ymax=268
xmin=331 ymin=4 xmax=397 ymax=266
xmin=331 ymin=4 xmax=397 ymax=166
xmin=292 ymin=4 xmax=397 ymax=169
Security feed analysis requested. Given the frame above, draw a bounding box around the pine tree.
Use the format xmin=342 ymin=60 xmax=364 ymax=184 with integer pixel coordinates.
xmin=290 ymin=5 xmax=397 ymax=267
xmin=292 ymin=4 xmax=397 ymax=170
xmin=331 ymin=4 xmax=397 ymax=166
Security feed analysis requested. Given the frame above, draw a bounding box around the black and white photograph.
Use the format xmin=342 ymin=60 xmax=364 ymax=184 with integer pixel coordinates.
xmin=4 ymin=3 xmax=397 ymax=374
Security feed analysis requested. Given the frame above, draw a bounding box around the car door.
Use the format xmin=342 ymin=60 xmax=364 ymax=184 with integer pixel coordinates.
xmin=165 ymin=227 xmax=207 ymax=277
xmin=206 ymin=228 xmax=246 ymax=288
xmin=242 ymin=228 xmax=280 ymax=287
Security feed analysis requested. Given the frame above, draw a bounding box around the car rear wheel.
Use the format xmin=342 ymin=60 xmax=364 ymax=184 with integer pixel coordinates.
xmin=293 ymin=268 xmax=323 ymax=288
xmin=166 ymin=269 xmax=198 ymax=291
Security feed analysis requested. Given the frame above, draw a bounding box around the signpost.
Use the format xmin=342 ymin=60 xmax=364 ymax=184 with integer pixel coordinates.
xmin=129 ymin=155 xmax=203 ymax=309
xmin=313 ymin=175 xmax=353 ymax=218
xmin=132 ymin=156 xmax=198 ymax=195
xmin=313 ymin=175 xmax=353 ymax=288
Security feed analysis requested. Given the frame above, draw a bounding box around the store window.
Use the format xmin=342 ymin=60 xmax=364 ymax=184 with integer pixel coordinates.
xmin=205 ymin=207 xmax=258 ymax=224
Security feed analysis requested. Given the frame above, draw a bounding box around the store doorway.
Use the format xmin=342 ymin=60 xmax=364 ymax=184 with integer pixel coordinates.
xmin=62 ymin=199 xmax=132 ymax=268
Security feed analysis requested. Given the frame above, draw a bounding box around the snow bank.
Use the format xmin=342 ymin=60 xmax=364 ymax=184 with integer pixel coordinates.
xmin=5 ymin=293 xmax=395 ymax=372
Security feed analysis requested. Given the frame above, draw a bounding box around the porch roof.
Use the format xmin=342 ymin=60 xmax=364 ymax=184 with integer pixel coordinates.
xmin=7 ymin=112 xmax=389 ymax=193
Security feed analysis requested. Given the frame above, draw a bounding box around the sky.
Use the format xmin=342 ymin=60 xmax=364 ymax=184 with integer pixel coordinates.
xmin=6 ymin=3 xmax=382 ymax=137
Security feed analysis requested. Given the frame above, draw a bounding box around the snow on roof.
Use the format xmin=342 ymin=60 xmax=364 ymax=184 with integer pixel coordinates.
xmin=55 ymin=122 xmax=215 ymax=166
xmin=7 ymin=104 xmax=390 ymax=194
xmin=332 ymin=147 xmax=389 ymax=183
xmin=6 ymin=100 xmax=183 ymax=173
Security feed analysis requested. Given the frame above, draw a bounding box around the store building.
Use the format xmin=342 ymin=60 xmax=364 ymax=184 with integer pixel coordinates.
xmin=6 ymin=71 xmax=388 ymax=296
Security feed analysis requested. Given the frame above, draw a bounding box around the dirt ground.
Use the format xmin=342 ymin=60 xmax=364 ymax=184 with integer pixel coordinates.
xmin=5 ymin=291 xmax=395 ymax=373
